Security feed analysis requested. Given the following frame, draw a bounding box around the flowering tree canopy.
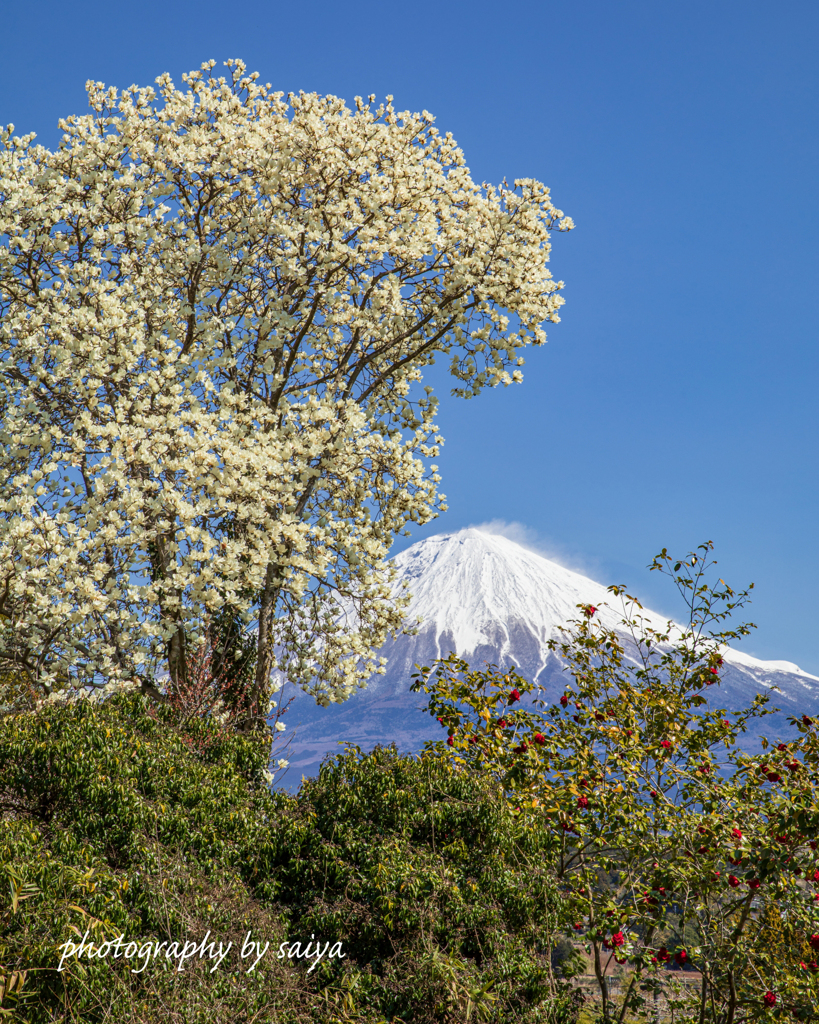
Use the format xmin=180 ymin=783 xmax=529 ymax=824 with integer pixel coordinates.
xmin=0 ymin=60 xmax=572 ymax=717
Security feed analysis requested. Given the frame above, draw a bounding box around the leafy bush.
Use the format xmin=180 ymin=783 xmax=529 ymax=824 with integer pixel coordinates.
xmin=411 ymin=545 xmax=819 ymax=1024
xmin=1 ymin=693 xmax=581 ymax=1023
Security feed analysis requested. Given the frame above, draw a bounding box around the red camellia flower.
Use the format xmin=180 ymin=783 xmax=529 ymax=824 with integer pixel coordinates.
xmin=560 ymin=695 xmax=569 ymax=706
xmin=728 ymin=875 xmax=740 ymax=888
xmin=611 ymin=931 xmax=625 ymax=947
xmin=508 ymin=688 xmax=521 ymax=704
xmin=731 ymin=828 xmax=743 ymax=840
xmin=497 ymin=719 xmax=507 ymax=728
xmin=594 ymin=712 xmax=605 ymax=722
xmin=584 ymin=605 xmax=597 ymax=617
xmin=577 ymin=795 xmax=589 ymax=809
xmin=675 ymin=950 xmax=688 ymax=966
xmin=469 ymin=735 xmax=478 ymax=744
xmin=763 ymin=991 xmax=777 ymax=1007
xmin=766 ymin=772 xmax=782 ymax=783
xmin=803 ymin=715 xmax=813 ymax=726
xmin=437 ymin=717 xmax=444 ymax=724
xmin=777 ymin=743 xmax=788 ymax=751
xmin=447 ymin=736 xmax=454 ymax=746
xmin=808 ymin=934 xmax=819 ymax=951
xmin=811 ymin=841 xmax=818 ymax=850
xmin=650 ymin=790 xmax=658 ymax=798
xmin=657 ymin=947 xmax=670 ymax=962
xmin=574 ymin=922 xmax=583 ymax=930
xmin=722 ymin=719 xmax=731 ymax=728
xmin=748 ymin=878 xmax=761 ymax=890
xmin=534 ymin=732 xmax=546 ymax=745
xmin=661 ymin=740 xmax=672 ymax=749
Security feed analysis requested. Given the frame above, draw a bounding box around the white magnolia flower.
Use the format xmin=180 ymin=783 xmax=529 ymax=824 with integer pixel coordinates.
xmin=0 ymin=60 xmax=571 ymax=714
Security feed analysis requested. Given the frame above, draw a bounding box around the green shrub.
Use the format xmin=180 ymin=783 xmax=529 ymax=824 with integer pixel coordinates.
xmin=1 ymin=693 xmax=580 ymax=1023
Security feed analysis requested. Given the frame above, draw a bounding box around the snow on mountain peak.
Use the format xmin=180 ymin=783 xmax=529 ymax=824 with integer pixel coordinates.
xmin=393 ymin=528 xmax=652 ymax=666
xmin=284 ymin=527 xmax=819 ymax=783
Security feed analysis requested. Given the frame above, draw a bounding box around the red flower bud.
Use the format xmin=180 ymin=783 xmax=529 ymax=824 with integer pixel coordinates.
xmin=560 ymin=695 xmax=569 ymax=706
xmin=763 ymin=991 xmax=777 ymax=1007
xmin=803 ymin=715 xmax=813 ymax=726
xmin=437 ymin=717 xmax=444 ymax=723
xmin=650 ymin=790 xmax=658 ymax=798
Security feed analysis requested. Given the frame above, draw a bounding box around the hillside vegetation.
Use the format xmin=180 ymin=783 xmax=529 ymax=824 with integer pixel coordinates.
xmin=0 ymin=692 xmax=579 ymax=1023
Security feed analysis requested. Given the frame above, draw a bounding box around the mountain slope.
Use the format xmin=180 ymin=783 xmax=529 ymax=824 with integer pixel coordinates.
xmin=281 ymin=529 xmax=819 ymax=784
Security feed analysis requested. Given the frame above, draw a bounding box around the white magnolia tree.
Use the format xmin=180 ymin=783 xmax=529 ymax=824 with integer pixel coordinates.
xmin=0 ymin=60 xmax=572 ymax=723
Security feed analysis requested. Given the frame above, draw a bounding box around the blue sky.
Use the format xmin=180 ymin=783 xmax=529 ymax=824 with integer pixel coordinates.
xmin=3 ymin=0 xmax=817 ymax=671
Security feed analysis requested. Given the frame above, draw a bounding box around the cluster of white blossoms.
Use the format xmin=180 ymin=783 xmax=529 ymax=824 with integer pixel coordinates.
xmin=0 ymin=60 xmax=572 ymax=711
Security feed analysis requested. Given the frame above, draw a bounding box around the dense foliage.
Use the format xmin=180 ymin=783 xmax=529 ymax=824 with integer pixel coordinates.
xmin=0 ymin=692 xmax=581 ymax=1023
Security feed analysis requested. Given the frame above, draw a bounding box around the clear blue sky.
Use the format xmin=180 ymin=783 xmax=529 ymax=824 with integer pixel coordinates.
xmin=3 ymin=0 xmax=817 ymax=671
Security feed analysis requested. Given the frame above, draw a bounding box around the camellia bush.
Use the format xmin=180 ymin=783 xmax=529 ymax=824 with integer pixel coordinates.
xmin=412 ymin=544 xmax=819 ymax=1024
xmin=0 ymin=59 xmax=573 ymax=721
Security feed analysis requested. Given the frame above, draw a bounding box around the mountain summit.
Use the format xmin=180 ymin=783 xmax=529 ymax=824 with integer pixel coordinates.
xmin=283 ymin=528 xmax=819 ymax=782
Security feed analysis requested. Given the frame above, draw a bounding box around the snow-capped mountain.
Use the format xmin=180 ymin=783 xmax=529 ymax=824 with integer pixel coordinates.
xmin=281 ymin=529 xmax=819 ymax=785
